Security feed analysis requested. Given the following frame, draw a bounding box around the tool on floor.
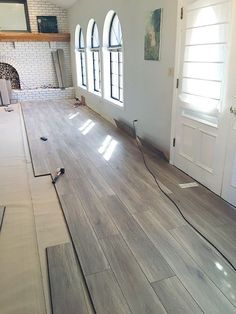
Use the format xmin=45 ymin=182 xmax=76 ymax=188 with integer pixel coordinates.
xmin=52 ymin=168 xmax=65 ymax=184
xmin=40 ymin=136 xmax=48 ymax=141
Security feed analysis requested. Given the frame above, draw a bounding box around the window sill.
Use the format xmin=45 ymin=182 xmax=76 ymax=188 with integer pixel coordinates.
xmin=104 ymin=97 xmax=124 ymax=109
xmin=78 ymin=85 xmax=87 ymax=90
xmin=90 ymin=90 xmax=102 ymax=97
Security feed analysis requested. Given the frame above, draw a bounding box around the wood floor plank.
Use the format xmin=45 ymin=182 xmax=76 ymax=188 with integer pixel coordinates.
xmin=102 ymin=195 xmax=174 ymax=282
xmin=147 ymin=200 xmax=185 ymax=231
xmin=60 ymin=194 xmax=109 ymax=275
xmin=46 ymin=243 xmax=90 ymax=314
xmin=98 ymin=163 xmax=151 ymax=213
xmin=171 ymin=225 xmax=236 ymax=306
xmin=71 ymin=179 xmax=119 ymax=239
xmin=0 ymin=206 xmax=6 ymax=231
xmin=152 ymin=276 xmax=203 ymax=314
xmin=134 ymin=211 xmax=236 ymax=314
xmin=83 ymin=165 xmax=115 ymax=198
xmin=86 ymin=270 xmax=131 ymax=314
xmin=213 ymin=223 xmax=236 ymax=248
xmin=100 ymin=235 xmax=167 ymax=314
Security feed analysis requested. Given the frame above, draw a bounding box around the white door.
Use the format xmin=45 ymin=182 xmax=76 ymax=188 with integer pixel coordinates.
xmin=173 ymin=0 xmax=236 ymax=205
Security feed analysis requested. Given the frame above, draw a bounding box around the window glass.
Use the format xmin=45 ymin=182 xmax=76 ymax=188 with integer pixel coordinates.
xmin=109 ymin=14 xmax=122 ymax=47
xmin=91 ymin=23 xmax=100 ymax=48
xmin=79 ymin=29 xmax=85 ymax=49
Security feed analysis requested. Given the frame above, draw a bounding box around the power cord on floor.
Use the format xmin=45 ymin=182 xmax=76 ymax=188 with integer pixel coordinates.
xmin=132 ymin=120 xmax=236 ymax=272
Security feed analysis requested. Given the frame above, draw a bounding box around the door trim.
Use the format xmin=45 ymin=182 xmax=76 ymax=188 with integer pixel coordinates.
xmin=170 ymin=0 xmax=184 ymax=165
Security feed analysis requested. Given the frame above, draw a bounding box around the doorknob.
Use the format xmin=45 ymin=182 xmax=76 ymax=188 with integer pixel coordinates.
xmin=230 ymin=106 xmax=236 ymax=114
xmin=231 ymin=96 xmax=236 ymax=114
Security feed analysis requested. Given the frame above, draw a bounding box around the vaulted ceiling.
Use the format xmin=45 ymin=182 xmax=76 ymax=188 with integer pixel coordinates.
xmin=48 ymin=0 xmax=77 ymax=9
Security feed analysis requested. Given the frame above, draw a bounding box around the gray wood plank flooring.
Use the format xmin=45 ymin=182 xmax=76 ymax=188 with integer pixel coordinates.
xmin=100 ymin=235 xmax=167 ymax=314
xmin=102 ymin=195 xmax=174 ymax=282
xmin=70 ymin=179 xmax=119 ymax=240
xmin=171 ymin=225 xmax=236 ymax=306
xmin=134 ymin=211 xmax=236 ymax=314
xmin=22 ymin=100 xmax=236 ymax=314
xmin=60 ymin=194 xmax=109 ymax=276
xmin=46 ymin=243 xmax=90 ymax=314
xmin=152 ymin=276 xmax=203 ymax=313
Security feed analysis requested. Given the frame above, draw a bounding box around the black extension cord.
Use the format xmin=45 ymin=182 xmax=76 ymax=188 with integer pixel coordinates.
xmin=132 ymin=120 xmax=236 ymax=272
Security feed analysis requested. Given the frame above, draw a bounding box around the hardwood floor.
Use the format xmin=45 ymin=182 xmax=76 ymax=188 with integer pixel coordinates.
xmin=21 ymin=100 xmax=236 ymax=314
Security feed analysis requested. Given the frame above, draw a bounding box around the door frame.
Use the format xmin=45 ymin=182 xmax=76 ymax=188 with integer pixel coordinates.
xmin=170 ymin=0 xmax=184 ymax=165
xmin=169 ymin=0 xmax=236 ymax=202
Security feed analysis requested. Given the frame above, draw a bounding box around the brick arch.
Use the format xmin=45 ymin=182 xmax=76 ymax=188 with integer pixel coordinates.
xmin=0 ymin=55 xmax=24 ymax=89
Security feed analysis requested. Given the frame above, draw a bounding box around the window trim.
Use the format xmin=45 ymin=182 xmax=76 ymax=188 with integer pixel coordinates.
xmin=0 ymin=0 xmax=31 ymax=32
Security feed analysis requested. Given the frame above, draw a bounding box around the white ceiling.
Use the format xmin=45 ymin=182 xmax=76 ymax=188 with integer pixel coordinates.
xmin=48 ymin=0 xmax=77 ymax=9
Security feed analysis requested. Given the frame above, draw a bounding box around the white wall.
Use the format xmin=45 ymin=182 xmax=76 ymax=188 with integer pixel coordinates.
xmin=69 ymin=0 xmax=178 ymax=157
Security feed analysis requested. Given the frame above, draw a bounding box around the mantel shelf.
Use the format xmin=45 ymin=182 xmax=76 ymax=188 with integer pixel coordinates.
xmin=0 ymin=32 xmax=70 ymax=42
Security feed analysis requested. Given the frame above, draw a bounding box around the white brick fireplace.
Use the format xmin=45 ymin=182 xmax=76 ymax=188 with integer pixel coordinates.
xmin=0 ymin=0 xmax=75 ymax=103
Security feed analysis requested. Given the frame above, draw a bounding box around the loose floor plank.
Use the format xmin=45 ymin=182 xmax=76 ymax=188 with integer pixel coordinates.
xmin=152 ymin=276 xmax=203 ymax=314
xmin=86 ymin=270 xmax=131 ymax=314
xmin=0 ymin=206 xmax=6 ymax=231
xmin=100 ymin=235 xmax=167 ymax=314
xmin=47 ymin=243 xmax=90 ymax=314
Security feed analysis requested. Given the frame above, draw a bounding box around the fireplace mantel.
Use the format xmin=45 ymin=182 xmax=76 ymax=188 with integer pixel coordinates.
xmin=0 ymin=32 xmax=70 ymax=42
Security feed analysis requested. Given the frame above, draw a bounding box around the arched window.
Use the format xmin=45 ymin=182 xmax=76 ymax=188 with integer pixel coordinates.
xmin=108 ymin=13 xmax=123 ymax=103
xmin=75 ymin=26 xmax=87 ymax=87
xmin=91 ymin=22 xmax=101 ymax=92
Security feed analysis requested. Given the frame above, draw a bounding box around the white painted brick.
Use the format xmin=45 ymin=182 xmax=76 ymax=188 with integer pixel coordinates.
xmin=0 ymin=1 xmax=72 ymax=102
xmin=12 ymin=87 xmax=75 ymax=102
xmin=0 ymin=41 xmax=72 ymax=89
xmin=27 ymin=0 xmax=69 ymax=33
